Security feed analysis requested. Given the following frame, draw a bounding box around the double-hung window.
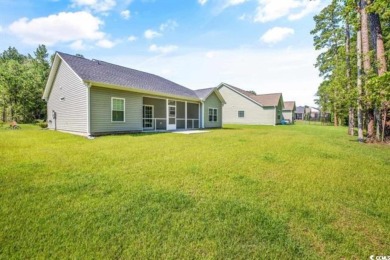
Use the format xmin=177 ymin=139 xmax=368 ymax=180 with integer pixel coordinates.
xmin=208 ymin=108 xmax=218 ymax=122
xmin=112 ymin=98 xmax=125 ymax=122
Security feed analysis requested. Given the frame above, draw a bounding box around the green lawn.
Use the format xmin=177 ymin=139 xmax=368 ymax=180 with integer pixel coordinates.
xmin=0 ymin=124 xmax=389 ymax=259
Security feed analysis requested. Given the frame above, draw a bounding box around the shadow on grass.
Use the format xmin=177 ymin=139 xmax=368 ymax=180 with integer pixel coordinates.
xmin=221 ymin=127 xmax=243 ymax=131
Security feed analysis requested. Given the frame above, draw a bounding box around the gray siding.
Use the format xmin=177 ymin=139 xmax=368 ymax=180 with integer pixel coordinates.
xmin=47 ymin=60 xmax=88 ymax=133
xmin=204 ymin=92 xmax=222 ymax=128
xmin=219 ymin=86 xmax=275 ymax=125
xmin=90 ymin=86 xmax=143 ymax=133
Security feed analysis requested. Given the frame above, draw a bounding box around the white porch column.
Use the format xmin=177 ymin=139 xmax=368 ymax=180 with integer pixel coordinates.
xmin=201 ymin=101 xmax=204 ymax=129
xmin=166 ymin=99 xmax=169 ymax=130
xmin=185 ymin=101 xmax=187 ymax=130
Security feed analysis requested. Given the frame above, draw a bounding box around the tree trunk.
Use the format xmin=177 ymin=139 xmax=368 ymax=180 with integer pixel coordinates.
xmin=360 ymin=0 xmax=375 ymax=140
xmin=357 ymin=25 xmax=364 ymax=142
xmin=383 ymin=103 xmax=388 ymax=142
xmin=346 ymin=21 xmax=354 ymax=135
xmin=369 ymin=8 xmax=388 ymax=141
xmin=349 ymin=108 xmax=355 ymax=135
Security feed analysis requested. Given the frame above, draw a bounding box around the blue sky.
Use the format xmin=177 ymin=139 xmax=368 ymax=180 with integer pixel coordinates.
xmin=0 ymin=0 xmax=328 ymax=106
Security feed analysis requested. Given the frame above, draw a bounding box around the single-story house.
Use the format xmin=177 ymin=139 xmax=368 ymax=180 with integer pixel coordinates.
xmin=282 ymin=101 xmax=296 ymax=123
xmin=295 ymin=106 xmax=307 ymax=120
xmin=217 ymin=83 xmax=284 ymax=125
xmin=43 ymin=52 xmax=225 ymax=136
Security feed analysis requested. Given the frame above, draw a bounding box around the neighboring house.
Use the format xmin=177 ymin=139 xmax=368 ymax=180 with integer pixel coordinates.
xmin=43 ymin=52 xmax=225 ymax=136
xmin=295 ymin=106 xmax=305 ymax=120
xmin=217 ymin=83 xmax=284 ymax=125
xmin=310 ymin=107 xmax=320 ymax=120
xmin=282 ymin=101 xmax=296 ymax=123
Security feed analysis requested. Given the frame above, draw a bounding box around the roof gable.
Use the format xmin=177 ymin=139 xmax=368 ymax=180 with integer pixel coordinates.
xmin=218 ymin=83 xmax=282 ymax=107
xmin=283 ymin=101 xmax=296 ymax=111
xmin=194 ymin=87 xmax=226 ymax=104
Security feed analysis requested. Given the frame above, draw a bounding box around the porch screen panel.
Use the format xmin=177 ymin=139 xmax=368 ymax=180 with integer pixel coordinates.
xmin=187 ymin=103 xmax=199 ymax=119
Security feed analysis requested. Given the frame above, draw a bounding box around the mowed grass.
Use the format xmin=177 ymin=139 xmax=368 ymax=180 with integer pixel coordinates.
xmin=0 ymin=124 xmax=389 ymax=259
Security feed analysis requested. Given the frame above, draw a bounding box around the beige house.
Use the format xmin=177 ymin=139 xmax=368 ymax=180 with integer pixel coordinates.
xmin=217 ymin=83 xmax=284 ymax=126
xmin=282 ymin=101 xmax=296 ymax=123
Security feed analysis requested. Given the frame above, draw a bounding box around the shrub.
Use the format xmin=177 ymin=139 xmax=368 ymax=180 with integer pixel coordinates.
xmin=38 ymin=122 xmax=48 ymax=129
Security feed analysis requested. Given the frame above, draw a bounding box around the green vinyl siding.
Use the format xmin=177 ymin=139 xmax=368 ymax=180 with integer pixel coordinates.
xmin=90 ymin=86 xmax=142 ymax=134
xmin=204 ymin=92 xmax=222 ymax=128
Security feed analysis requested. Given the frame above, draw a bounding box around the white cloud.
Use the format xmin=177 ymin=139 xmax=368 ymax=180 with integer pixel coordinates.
xmin=0 ymin=25 xmax=3 ymax=32
xmin=254 ymin=0 xmax=321 ymax=23
xmin=96 ymin=39 xmax=116 ymax=48
xmin=70 ymin=40 xmax=87 ymax=50
xmin=159 ymin=20 xmax=178 ymax=32
xmin=149 ymin=44 xmax=178 ymax=54
xmin=224 ymin=0 xmax=248 ymax=8
xmin=127 ymin=35 xmax=137 ymax=42
xmin=238 ymin=13 xmax=252 ymax=21
xmin=206 ymin=51 xmax=217 ymax=58
xmin=260 ymin=27 xmax=294 ymax=44
xmin=144 ymin=29 xmax=161 ymax=39
xmin=71 ymin=0 xmax=116 ymax=13
xmin=8 ymin=11 xmax=107 ymax=46
xmin=120 ymin=10 xmax=131 ymax=19
xmin=288 ymin=0 xmax=321 ymax=20
xmin=198 ymin=0 xmax=208 ymax=5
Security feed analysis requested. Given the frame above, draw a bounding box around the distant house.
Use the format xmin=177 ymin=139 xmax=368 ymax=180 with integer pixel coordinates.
xmin=43 ymin=52 xmax=225 ymax=136
xmin=217 ymin=83 xmax=284 ymax=125
xmin=310 ymin=107 xmax=320 ymax=120
xmin=295 ymin=106 xmax=321 ymax=121
xmin=282 ymin=101 xmax=296 ymax=123
xmin=295 ymin=106 xmax=305 ymax=120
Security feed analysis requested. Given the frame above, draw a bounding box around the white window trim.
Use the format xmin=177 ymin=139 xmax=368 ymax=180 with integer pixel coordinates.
xmin=208 ymin=107 xmax=218 ymax=122
xmin=111 ymin=97 xmax=126 ymax=123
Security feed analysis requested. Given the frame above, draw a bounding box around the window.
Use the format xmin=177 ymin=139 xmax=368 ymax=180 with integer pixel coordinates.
xmin=238 ymin=111 xmax=245 ymax=118
xmin=208 ymin=108 xmax=218 ymax=122
xmin=112 ymin=98 xmax=125 ymax=122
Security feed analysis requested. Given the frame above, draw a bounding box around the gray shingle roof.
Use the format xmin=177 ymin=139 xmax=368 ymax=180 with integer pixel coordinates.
xmin=251 ymin=93 xmax=282 ymax=107
xmin=296 ymin=106 xmax=305 ymax=113
xmin=194 ymin=88 xmax=214 ymax=99
xmin=221 ymin=83 xmax=281 ymax=107
xmin=58 ymin=52 xmax=199 ymax=100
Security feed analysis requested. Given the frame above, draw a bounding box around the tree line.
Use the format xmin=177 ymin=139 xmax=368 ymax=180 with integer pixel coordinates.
xmin=312 ymin=0 xmax=390 ymax=142
xmin=0 ymin=45 xmax=50 ymax=123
